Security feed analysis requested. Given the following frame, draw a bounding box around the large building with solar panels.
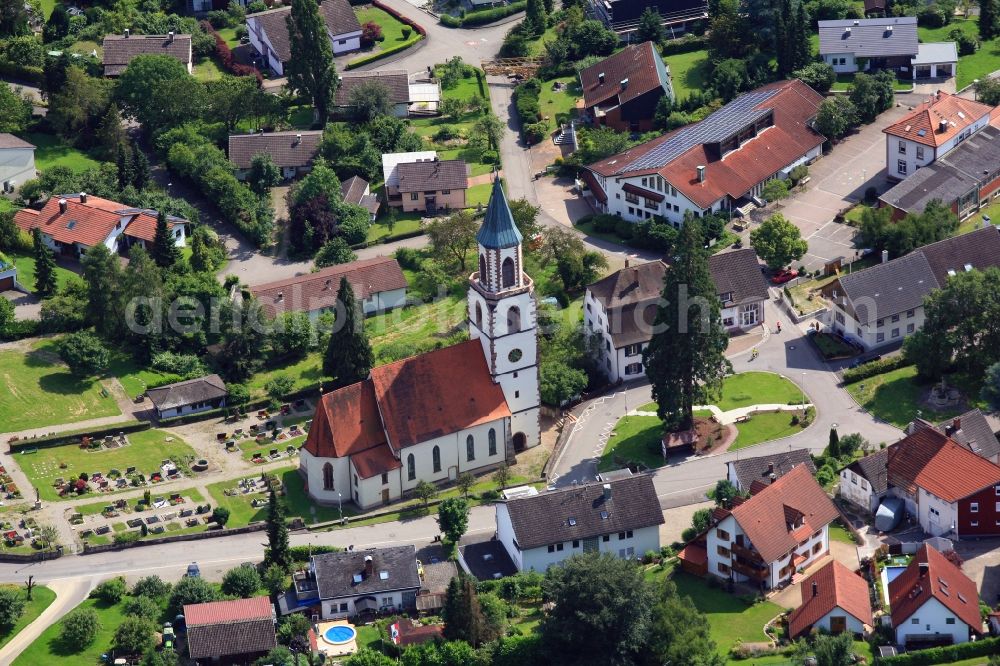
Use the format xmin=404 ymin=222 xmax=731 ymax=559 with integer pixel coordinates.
xmin=581 ymin=79 xmax=826 ymax=226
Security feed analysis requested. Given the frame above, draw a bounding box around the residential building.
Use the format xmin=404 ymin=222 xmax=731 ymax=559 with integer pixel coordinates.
xmin=14 ymin=192 xmax=187 ymax=259
xmin=341 ymin=176 xmax=380 ymax=221
xmin=934 ymin=409 xmax=1000 ymax=464
xmin=910 ymin=42 xmax=959 ymax=79
xmin=582 ymin=80 xmax=824 ymax=225
xmin=247 ymin=0 xmax=361 ymax=76
xmin=586 ymin=0 xmax=708 ymax=40
xmin=299 ymin=546 xmax=422 ymax=619
xmin=726 ymin=449 xmax=816 ymax=494
xmin=393 ymin=159 xmax=467 ymax=214
xmin=184 ymin=597 xmax=277 ymax=664
xmin=381 ymin=150 xmax=437 ymax=203
xmin=706 ymin=465 xmax=839 ymax=590
xmin=787 ymin=560 xmax=873 ymax=638
xmin=0 ymin=134 xmax=35 ymax=193
xmin=495 ymin=475 xmax=664 ymax=571
xmin=821 ymin=225 xmax=1000 ymax=350
xmin=228 ymin=130 xmax=323 ymax=181
xmin=880 ymin=124 xmax=1000 ymax=220
xmin=102 ymin=31 xmax=193 ymax=76
xmin=883 ymin=91 xmax=993 ymax=181
xmin=299 ymin=179 xmax=539 ymax=509
xmin=839 ymin=447 xmax=889 ymax=513
xmin=817 ymin=18 xmax=918 ymax=74
xmin=889 ymin=544 xmax=981 ymax=647
xmin=584 ymin=250 xmax=768 ymax=383
xmin=334 ymin=70 xmax=441 ymax=118
xmin=146 ymin=374 xmax=228 ymax=419
xmin=249 ymin=256 xmax=407 ymax=320
xmin=579 ymin=42 xmax=673 ymax=133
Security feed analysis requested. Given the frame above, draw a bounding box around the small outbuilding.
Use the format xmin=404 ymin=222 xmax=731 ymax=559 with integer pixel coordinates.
xmin=146 ymin=374 xmax=228 ymax=419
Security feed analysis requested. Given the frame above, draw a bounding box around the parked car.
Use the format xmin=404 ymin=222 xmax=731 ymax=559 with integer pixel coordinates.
xmin=186 ymin=562 xmax=201 ymax=578
xmin=770 ymin=269 xmax=799 ymax=284
xmin=848 ymin=354 xmax=882 ymax=369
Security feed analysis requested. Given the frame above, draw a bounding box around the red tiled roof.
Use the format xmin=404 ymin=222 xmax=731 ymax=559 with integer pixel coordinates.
xmin=14 ymin=194 xmax=181 ymax=248
xmin=184 ymin=597 xmax=273 ymax=626
xmin=883 ymin=92 xmax=993 ymax=148
xmin=728 ymin=465 xmax=839 ymax=563
xmin=303 ymin=381 xmax=386 ymax=459
xmin=580 ymin=41 xmax=665 ymax=109
xmin=888 ymin=428 xmax=1000 ymax=502
xmin=394 ymin=619 xmax=444 ymax=646
xmin=678 ymin=541 xmax=708 ymax=566
xmin=249 ymin=256 xmax=407 ymax=318
xmin=788 ymin=560 xmax=873 ymax=638
xmin=352 ymin=443 xmax=401 ymax=479
xmin=889 ymin=544 xmax=981 ymax=631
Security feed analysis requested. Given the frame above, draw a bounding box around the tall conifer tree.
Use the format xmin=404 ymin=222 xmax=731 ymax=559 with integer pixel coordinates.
xmin=286 ymin=0 xmax=338 ymax=121
xmin=323 ymin=276 xmax=373 ymax=387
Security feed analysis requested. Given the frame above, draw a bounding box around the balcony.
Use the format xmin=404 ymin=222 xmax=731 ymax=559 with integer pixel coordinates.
xmin=730 ymin=558 xmax=768 ymax=581
xmin=730 ymin=542 xmax=763 ymax=563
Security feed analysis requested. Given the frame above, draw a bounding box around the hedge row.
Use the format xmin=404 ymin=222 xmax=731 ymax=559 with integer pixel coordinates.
xmin=841 ymin=355 xmax=913 ymax=384
xmin=660 ymin=34 xmax=709 ymax=56
xmin=373 ymin=0 xmax=426 ymax=36
xmin=876 ymin=637 xmax=1000 ymax=666
xmin=346 ymin=38 xmax=420 ymax=70
xmin=440 ymin=1 xmax=526 ymax=27
xmin=0 ymin=318 xmax=41 ymax=342
xmin=8 ymin=421 xmax=152 ymax=453
xmin=201 ymin=20 xmax=263 ymax=84
xmin=513 ymin=78 xmax=542 ymax=125
xmin=0 ymin=59 xmax=44 ymax=87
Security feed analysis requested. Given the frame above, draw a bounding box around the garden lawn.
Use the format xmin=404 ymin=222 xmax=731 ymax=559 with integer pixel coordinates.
xmin=716 ymin=372 xmax=804 ymax=410
xmin=22 ymin=429 xmax=197 ymax=502
xmin=958 ymin=201 xmax=1000 ymax=236
xmin=829 ymin=521 xmax=857 ymax=545
xmin=365 ymin=211 xmax=422 ymax=242
xmin=0 ymin=199 xmax=14 ymax=212
xmin=536 ymin=76 xmax=581 ymax=121
xmin=845 ymin=364 xmax=965 ymax=428
xmin=356 ymin=7 xmax=422 ymax=51
xmin=731 ymin=410 xmax=804 ymax=450
xmin=598 ymin=416 xmax=663 ymax=472
xmin=8 ymin=252 xmax=81 ymax=294
xmin=664 ymin=49 xmax=711 ymax=99
xmin=106 ymin=352 xmax=181 ymax=400
xmin=918 ymin=18 xmax=999 ymax=89
xmin=0 ymin=342 xmax=120 ymax=433
xmin=20 ymin=133 xmax=101 ymax=173
xmin=12 ymin=598 xmax=125 ymax=666
xmin=193 ymin=57 xmax=225 ymax=81
xmin=466 ymin=182 xmax=494 ymax=207
xmin=0 ymin=585 xmax=56 ymax=652
xmin=216 ymin=27 xmax=241 ymax=48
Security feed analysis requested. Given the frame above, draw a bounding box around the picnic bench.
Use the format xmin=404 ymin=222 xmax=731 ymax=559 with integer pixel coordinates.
xmin=734 ymin=414 xmax=751 ymax=424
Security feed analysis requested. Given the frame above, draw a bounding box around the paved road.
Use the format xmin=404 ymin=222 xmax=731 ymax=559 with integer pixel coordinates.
xmin=549 ymin=297 xmax=903 ymax=506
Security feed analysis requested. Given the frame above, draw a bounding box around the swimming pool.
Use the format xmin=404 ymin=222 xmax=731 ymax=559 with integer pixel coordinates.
xmin=884 ymin=565 xmax=907 ymax=584
xmin=323 ymin=625 xmax=357 ymax=645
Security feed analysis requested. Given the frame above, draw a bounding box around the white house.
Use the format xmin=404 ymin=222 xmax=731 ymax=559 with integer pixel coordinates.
xmin=495 ymin=475 xmax=663 ymax=572
xmin=817 ymin=17 xmax=918 ymax=75
xmin=706 ymin=465 xmax=839 ymax=590
xmin=883 ymin=91 xmax=993 ymax=181
xmin=146 ymin=375 xmax=227 ymax=419
xmin=0 ymin=134 xmax=35 ymax=193
xmin=787 ymin=560 xmax=873 ymax=638
xmin=298 ymin=178 xmax=540 ymax=510
xmin=247 ymin=0 xmax=361 ymax=76
xmin=839 ymin=447 xmax=889 ymax=514
xmin=582 ymin=79 xmax=824 ymax=226
xmin=889 ymin=544 xmax=981 ymax=647
xmin=304 ymin=546 xmax=422 ymax=619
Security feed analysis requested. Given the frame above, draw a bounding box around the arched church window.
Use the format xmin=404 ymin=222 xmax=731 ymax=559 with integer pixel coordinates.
xmin=433 ymin=445 xmax=441 ymax=473
xmin=479 ymin=253 xmax=487 ymax=281
xmin=507 ymin=306 xmax=521 ymax=333
xmin=466 ymin=435 xmax=475 ymax=462
xmin=323 ymin=463 xmax=334 ymax=491
xmin=501 ymin=257 xmax=515 ymax=288
xmin=475 ymin=302 xmax=483 ymax=330
xmin=407 ymin=454 xmax=415 ymax=481
xmin=488 ymin=428 xmax=497 ymax=456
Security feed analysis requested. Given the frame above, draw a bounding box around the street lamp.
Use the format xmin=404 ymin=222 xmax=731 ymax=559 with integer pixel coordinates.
xmin=800 ymin=372 xmax=807 ymax=409
xmin=337 ymin=492 xmax=343 ymax=524
xmin=973 ymin=79 xmax=979 ymax=101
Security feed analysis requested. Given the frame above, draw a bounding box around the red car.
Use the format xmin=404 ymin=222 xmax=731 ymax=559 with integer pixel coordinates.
xmin=770 ymin=269 xmax=799 ymax=284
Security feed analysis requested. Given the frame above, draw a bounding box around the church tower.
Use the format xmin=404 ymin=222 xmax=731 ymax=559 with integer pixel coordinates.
xmin=468 ymin=177 xmax=541 ymax=452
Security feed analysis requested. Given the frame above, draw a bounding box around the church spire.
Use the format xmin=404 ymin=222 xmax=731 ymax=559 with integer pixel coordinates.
xmin=476 ymin=175 xmax=522 ymax=249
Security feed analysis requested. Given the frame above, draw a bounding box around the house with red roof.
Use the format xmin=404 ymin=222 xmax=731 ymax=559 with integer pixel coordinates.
xmin=787 ymin=560 xmax=873 ymax=638
xmin=705 ymin=465 xmax=840 ymax=590
xmin=13 ymin=192 xmax=187 ymax=259
xmin=579 ymin=42 xmax=674 ymax=133
xmin=184 ymin=596 xmax=277 ymax=663
xmin=582 ymin=79 xmax=825 ymax=226
xmin=889 ymin=544 xmax=981 ymax=647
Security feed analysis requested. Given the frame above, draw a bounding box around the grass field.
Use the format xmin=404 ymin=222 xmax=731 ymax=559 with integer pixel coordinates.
xmin=731 ymin=410 xmax=805 ymax=450
xmin=106 ymin=352 xmax=180 ymax=400
xmin=365 ymin=213 xmax=423 ymax=242
xmin=20 ymin=133 xmax=102 ymax=173
xmin=0 ymin=585 xmax=56 ymax=652
xmin=918 ymin=18 xmax=999 ymax=89
xmin=0 ymin=342 xmax=121 ymax=433
xmin=958 ymin=201 xmax=1000 ymax=235
xmin=831 ymin=73 xmax=913 ymax=92
xmin=0 ymin=199 xmax=14 ymax=213
xmin=22 ymin=429 xmax=197 ymax=502
xmin=12 ymin=598 xmax=125 ymax=666
xmin=8 ymin=252 xmax=81 ymax=294
xmin=664 ymin=49 xmax=711 ymax=99
xmin=715 ymin=372 xmax=804 ymax=411
xmin=598 ymin=416 xmax=663 ymax=472
xmin=192 ymin=57 xmax=225 ymax=82
xmin=845 ymin=365 xmax=966 ymax=428
xmin=356 ymin=7 xmax=423 ymax=52
xmin=215 ymin=27 xmax=242 ymax=48
xmin=829 ymin=521 xmax=857 ymax=545
xmin=536 ymin=76 xmax=581 ymax=121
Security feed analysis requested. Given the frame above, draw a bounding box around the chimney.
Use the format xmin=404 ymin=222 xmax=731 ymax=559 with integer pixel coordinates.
xmin=364 ymin=555 xmax=374 ymax=578
xmin=603 ymin=483 xmax=612 ymax=502
xmin=881 ymin=249 xmax=889 ymax=264
xmin=952 ymin=417 xmax=961 ymax=433
xmin=324 ymin=279 xmax=332 ymax=290
xmin=919 ymin=562 xmax=928 ymax=578
xmin=767 ymin=462 xmax=774 ymax=474
xmin=853 ymin=19 xmax=860 ymax=25
xmin=295 ymin=133 xmax=302 ymax=145
xmin=887 ymin=25 xmax=893 ymax=33
xmin=624 ymin=256 xmax=630 ymax=268
xmin=58 ymin=198 xmax=67 ymax=214
xmin=598 ymin=72 xmax=605 ymax=84
xmin=696 ymin=165 xmax=706 ymax=183
xmin=938 ymin=119 xmax=948 ymax=133
xmin=769 ymin=472 xmax=777 ymax=483
xmin=812 ymin=581 xmax=818 ymax=597
xmin=79 ymin=192 xmax=87 ymax=204
xmin=124 ymin=28 xmax=130 ymax=38
xmin=276 ymin=291 xmax=283 ymax=302
xmin=168 ymin=31 xmax=174 ymax=42
xmin=620 ymin=78 xmax=629 ymax=90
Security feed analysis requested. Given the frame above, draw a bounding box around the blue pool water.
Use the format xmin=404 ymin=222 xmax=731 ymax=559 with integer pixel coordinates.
xmin=885 ymin=565 xmax=907 ymax=584
xmin=324 ymin=625 xmax=357 ymax=645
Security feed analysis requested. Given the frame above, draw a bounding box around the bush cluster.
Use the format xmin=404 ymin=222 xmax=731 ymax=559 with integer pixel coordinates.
xmin=878 ymin=637 xmax=1000 ymax=666
xmin=841 ymin=355 xmax=913 ymax=384
xmin=201 ymin=21 xmax=263 ymax=84
xmin=440 ymin=1 xmax=527 ymax=27
xmin=513 ymin=78 xmax=542 ymax=125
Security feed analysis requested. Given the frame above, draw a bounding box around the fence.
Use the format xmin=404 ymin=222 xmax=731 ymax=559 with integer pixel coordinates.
xmin=81 ymin=522 xmax=267 ymax=555
xmin=0 ymin=548 xmax=63 ymax=563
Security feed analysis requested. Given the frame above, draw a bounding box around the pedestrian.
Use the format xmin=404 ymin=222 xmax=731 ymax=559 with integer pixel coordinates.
xmin=776 ymin=321 xmax=782 ymax=333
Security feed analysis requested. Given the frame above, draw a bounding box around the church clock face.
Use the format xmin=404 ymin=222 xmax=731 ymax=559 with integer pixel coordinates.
xmin=508 ymin=349 xmax=523 ymax=363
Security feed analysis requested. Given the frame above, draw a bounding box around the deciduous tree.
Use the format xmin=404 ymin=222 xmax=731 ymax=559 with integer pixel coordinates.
xmin=248 ymin=153 xmax=282 ymax=196
xmin=60 ymin=607 xmax=101 ymax=650
xmin=57 ymin=331 xmax=110 ymax=377
xmin=347 ymin=80 xmax=392 ymax=121
xmin=750 ymin=213 xmax=807 ymax=269
xmin=0 ymin=587 xmax=25 ymax=629
xmin=426 ymin=210 xmax=477 ymax=271
xmin=221 ymin=564 xmax=261 ymax=598
xmin=437 ymin=497 xmax=470 ymax=544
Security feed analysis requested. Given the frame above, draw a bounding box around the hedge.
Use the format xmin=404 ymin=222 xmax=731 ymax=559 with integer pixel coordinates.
xmin=513 ymin=78 xmax=542 ymax=126
xmin=660 ymin=34 xmax=709 ymax=55
xmin=201 ymin=21 xmax=263 ymax=84
xmin=8 ymin=421 xmax=152 ymax=453
xmin=346 ymin=39 xmax=420 ymax=70
xmin=841 ymin=355 xmax=913 ymax=384
xmin=876 ymin=637 xmax=1000 ymax=666
xmin=440 ymin=1 xmax=526 ymax=27
xmin=373 ymin=0 xmax=426 ymax=35
xmin=0 ymin=318 xmax=41 ymax=342
xmin=0 ymin=59 xmax=44 ymax=87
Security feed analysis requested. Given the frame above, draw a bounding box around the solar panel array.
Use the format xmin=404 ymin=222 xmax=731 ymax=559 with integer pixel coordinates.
xmin=619 ymin=88 xmax=781 ymax=174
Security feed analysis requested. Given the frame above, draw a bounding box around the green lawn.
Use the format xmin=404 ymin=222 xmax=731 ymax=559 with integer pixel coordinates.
xmin=831 ymin=73 xmax=913 ymax=92
xmin=664 ymin=49 xmax=711 ymax=99
xmin=216 ymin=27 xmax=242 ymax=48
xmin=8 ymin=251 xmax=81 ymax=294
xmin=39 ymin=0 xmax=55 ymax=18
xmin=106 ymin=352 xmax=180 ymax=400
xmin=0 ymin=585 xmax=56 ymax=652
xmin=715 ymin=372 xmax=804 ymax=411
xmin=365 ymin=213 xmax=423 ymax=242
xmin=958 ymin=201 xmax=1000 ymax=236
xmin=22 ymin=429 xmax=197 ymax=502
xmin=466 ymin=182 xmax=494 ymax=207
xmin=66 ymin=40 xmax=101 ymax=59
xmin=829 ymin=521 xmax=857 ymax=545
xmin=731 ymin=410 xmax=805 ymax=450
xmin=536 ymin=76 xmax=581 ymax=121
xmin=192 ymin=57 xmax=226 ymax=82
xmin=19 ymin=133 xmax=102 ymax=173
xmin=0 ymin=199 xmax=15 ymax=213
xmin=13 ymin=598 xmax=125 ymax=666
xmin=918 ymin=18 xmax=999 ymax=89
xmin=356 ymin=7 xmax=422 ymax=51
xmin=598 ymin=416 xmax=663 ymax=472
xmin=845 ymin=365 xmax=966 ymax=428
xmin=0 ymin=341 xmax=121 ymax=433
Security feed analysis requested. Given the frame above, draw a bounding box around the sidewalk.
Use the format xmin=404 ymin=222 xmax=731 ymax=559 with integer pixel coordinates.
xmin=629 ymin=402 xmax=813 ymax=426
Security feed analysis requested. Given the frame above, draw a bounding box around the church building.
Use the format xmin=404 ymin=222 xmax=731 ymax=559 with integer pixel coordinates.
xmin=299 ymin=178 xmax=541 ymax=510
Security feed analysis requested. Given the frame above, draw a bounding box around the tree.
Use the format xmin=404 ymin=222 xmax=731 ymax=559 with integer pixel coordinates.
xmin=222 ymin=564 xmax=262 ymax=598
xmin=123 ymin=595 xmax=160 ymax=622
xmin=761 ymin=178 xmax=790 ymax=202
xmin=265 ymin=375 xmax=294 ymax=405
xmin=814 ymin=632 xmax=854 ymax=666
xmin=648 ymin=581 xmax=724 ymax=666
xmin=113 ymin=617 xmax=157 ymax=655
xmin=211 ymin=506 xmax=231 ymax=528
xmin=794 ymin=62 xmax=836 ymax=93
xmin=636 ymin=7 xmax=665 ymax=43
xmin=115 ymin=55 xmax=204 ymax=129
xmin=94 ymin=577 xmax=127 ymax=604
xmin=712 ymin=479 xmax=739 ymax=508
xmin=348 ymin=81 xmax=392 ymax=121
xmin=32 ymin=228 xmax=57 ymax=297
xmin=682 ymin=507 xmax=713 ymax=541
xmin=815 ymin=96 xmax=858 ymax=141
xmin=440 ymin=96 xmax=465 ymax=120
xmin=524 ymin=0 xmax=548 ymax=36
xmin=141 ymin=648 xmax=180 ymax=666
xmin=539 ymin=226 xmax=608 ymax=292
xmin=81 ymin=243 xmax=123 ymax=339
xmin=263 ymin=563 xmax=288 ymax=597
xmin=323 ymin=276 xmax=373 ymax=387
xmin=132 ymin=575 xmax=171 ymax=600
xmin=442 ymin=573 xmax=496 ymax=647
xmin=473 ymin=113 xmax=505 ymax=151
xmin=849 ymin=71 xmax=893 ymax=123
xmin=152 ymin=211 xmax=181 ymax=269
xmin=43 ymin=3 xmax=70 ymax=42
xmin=437 ymin=497 xmax=470 ymax=544
xmin=314 ymin=237 xmax=357 ymax=268
xmin=265 ymin=489 xmax=291 ymax=571
xmin=248 ymin=153 xmax=282 ymax=196
xmin=644 ymin=218 xmax=730 ymax=431
xmin=0 ymin=587 xmax=25 ymax=629
xmin=286 ymin=0 xmax=338 ymax=121
xmin=791 ymin=1 xmax=812 ymax=72
xmin=270 ymin=313 xmax=313 ymax=361
xmin=750 ymin=214 xmax=808 ymax=270
xmin=48 ymin=66 xmax=113 ymax=144
xmin=60 ymin=607 xmax=101 ymax=650
xmin=0 ymin=298 xmax=14 ymax=336
xmin=57 ymin=331 xmax=110 ymax=377
xmin=541 ymin=553 xmax=654 ymax=664
xmin=168 ymin=576 xmax=221 ymax=616
xmin=980 ymin=0 xmax=999 ymax=40
xmin=981 ymin=362 xmax=1000 ymax=411
xmin=540 ymin=360 xmax=587 ymax=405
xmin=189 ymin=226 xmax=226 ymax=273
xmin=456 ymin=471 xmax=476 ymax=499
xmin=426 ymin=210 xmax=478 ymax=271
xmin=0 ymin=85 xmax=31 ymax=134
xmin=345 ymin=648 xmax=395 ymax=666
xmin=413 ymin=480 xmax=436 ymax=507
xmin=493 ymin=463 xmax=511 ymax=489
xmin=708 ymin=0 xmax=752 ymax=60
xmin=509 ymin=198 xmax=542 ymax=240
xmin=828 ymin=427 xmax=841 ymax=458
xmin=839 ymin=433 xmax=867 ymax=457
xmin=711 ymin=59 xmax=750 ymax=102
xmin=975 ymin=76 xmax=1000 ymax=106
xmin=220 ymin=298 xmax=268 ymax=382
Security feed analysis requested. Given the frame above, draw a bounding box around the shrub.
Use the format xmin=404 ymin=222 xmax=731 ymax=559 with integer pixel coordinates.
xmin=168 ymin=576 xmax=221 ymax=615
xmin=113 ymin=530 xmax=141 ymax=545
xmin=222 ymin=564 xmax=262 ymax=598
xmin=443 ymin=1 xmax=527 ymax=26
xmin=514 ymin=79 xmax=542 ymax=125
xmin=113 ymin=616 xmax=157 ymax=655
xmin=591 ymin=213 xmax=620 ymax=233
xmin=917 ymin=4 xmax=948 ymax=28
xmin=878 ymin=637 xmax=1000 ymax=666
xmin=789 ymin=164 xmax=808 ymax=184
xmin=361 ymin=21 xmax=383 ymax=47
xmin=93 ymin=577 xmax=127 ymax=604
xmin=122 ymin=595 xmax=160 ymax=621
xmin=57 ymin=331 xmax=110 ymax=377
xmin=614 ymin=218 xmax=635 ymax=240
xmin=0 ymin=587 xmax=25 ymax=629
xmin=60 ymin=607 xmax=101 ymax=650
xmin=841 ymin=355 xmax=913 ymax=383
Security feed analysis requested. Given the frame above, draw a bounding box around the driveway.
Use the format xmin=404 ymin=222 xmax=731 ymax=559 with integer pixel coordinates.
xmin=2 ymin=289 xmax=41 ymax=321
xmin=955 ymin=539 xmax=1000 ymax=608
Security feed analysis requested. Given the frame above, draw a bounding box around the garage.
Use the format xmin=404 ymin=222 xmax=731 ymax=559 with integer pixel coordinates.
xmin=0 ymin=276 xmax=12 ymax=291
